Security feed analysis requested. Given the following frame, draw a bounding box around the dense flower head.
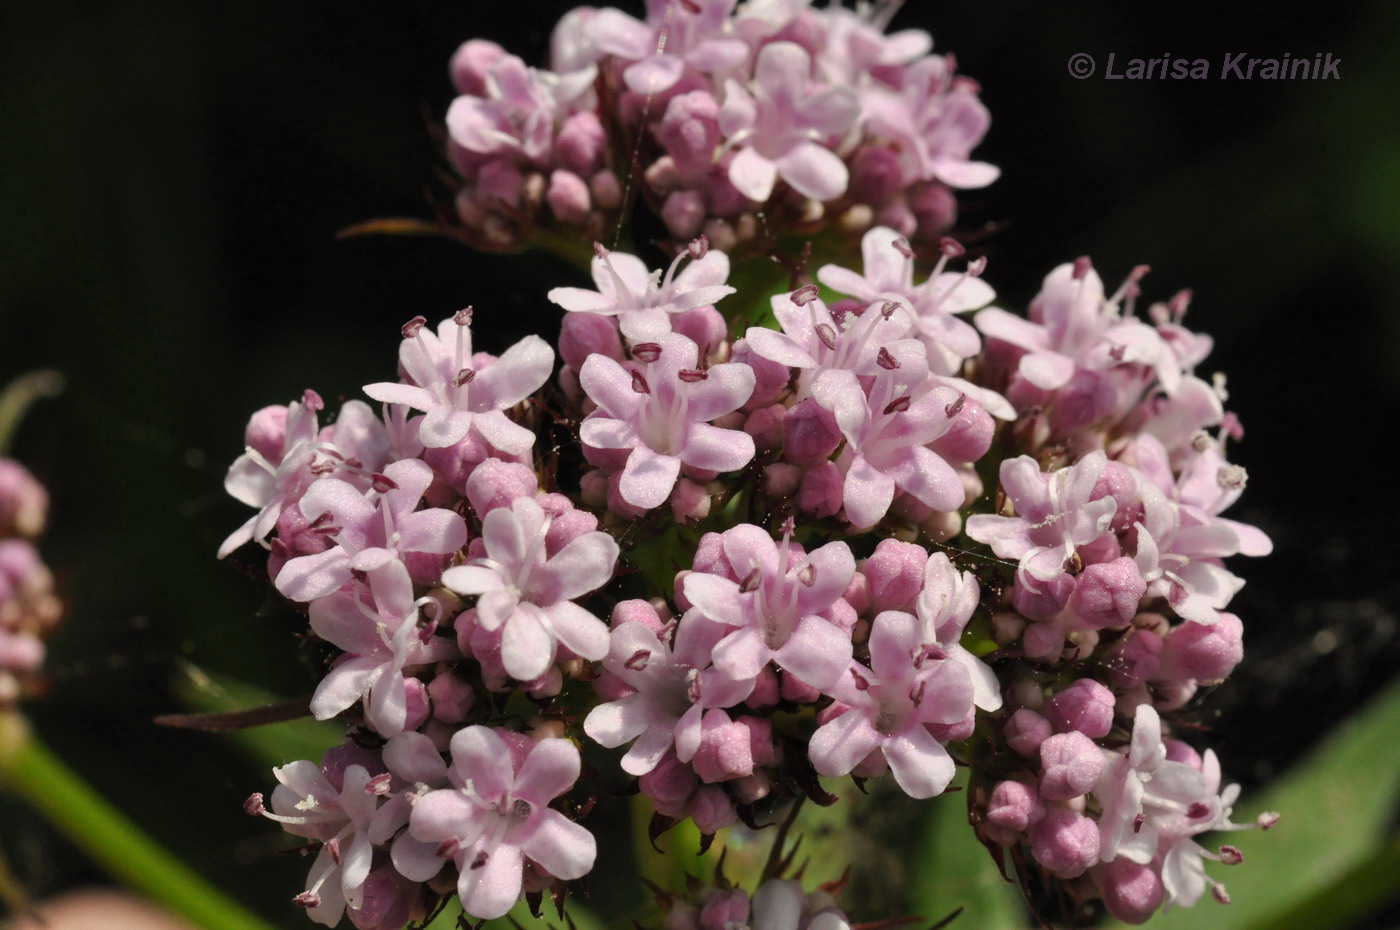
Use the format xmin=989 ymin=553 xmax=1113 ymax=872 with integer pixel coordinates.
xmin=220 ymin=10 xmax=1274 ymax=929
xmin=0 ymin=454 xmax=60 ymax=706
xmin=436 ymin=0 xmax=996 ymax=252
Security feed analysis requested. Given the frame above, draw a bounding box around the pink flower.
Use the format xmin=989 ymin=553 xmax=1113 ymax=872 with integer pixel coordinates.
xmin=257 ymin=761 xmax=383 ymax=926
xmin=219 ymin=391 xmax=390 ymax=559
xmin=363 ymin=312 xmax=554 ymax=453
xmin=579 ymin=333 xmax=755 ymax=511
xmin=547 ymin=242 xmax=735 ymax=344
xmin=445 ymin=54 xmax=596 ymax=164
xmin=965 ymin=452 xmax=1117 ymax=586
xmin=408 ymin=727 xmax=596 ymax=920
xmin=680 ymin=523 xmax=856 ymax=695
xmin=584 ymin=0 xmax=748 ymax=96
xmin=719 ymin=42 xmax=859 ymax=202
xmin=916 ymin=552 xmax=1002 ymax=711
xmin=440 ymin=496 xmax=617 ymax=682
xmin=306 ymin=558 xmax=458 ymax=737
xmin=809 ymin=347 xmax=966 ymax=528
xmin=808 ymin=610 xmax=973 ymax=798
xmin=274 ymin=458 xmax=468 ymax=602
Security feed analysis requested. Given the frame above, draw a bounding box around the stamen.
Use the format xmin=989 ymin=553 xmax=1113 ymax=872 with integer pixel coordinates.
xmin=1072 ymin=256 xmax=1092 ymax=280
xmin=850 ymin=668 xmax=870 ymax=691
xmin=371 ymin=473 xmax=399 ymax=493
xmin=454 ymin=367 xmax=476 ymax=387
xmin=944 ymin=393 xmax=966 ymax=419
xmin=293 ymin=891 xmax=322 ymax=909
xmin=1257 ymin=811 xmax=1280 ymax=830
xmin=301 ymin=389 xmax=325 ymax=412
xmin=632 ymin=342 xmax=662 ymax=363
xmin=593 ymin=242 xmax=609 ymax=259
xmin=816 ymin=323 xmax=838 ymax=350
xmin=687 ymin=234 xmax=709 ymax=260
xmin=1211 ymin=883 xmax=1232 ymax=906
xmin=1217 ymin=465 xmax=1247 ymax=492
xmin=892 ymin=237 xmax=914 ymax=259
xmin=1186 ymin=802 xmax=1211 ymax=820
xmin=630 ymin=370 xmax=652 ymax=395
xmin=882 ymin=395 xmax=911 ymax=415
xmin=1218 ymin=845 xmax=1244 ymax=865
xmin=470 ymin=850 xmax=490 ymax=870
xmin=436 ymin=839 xmax=460 ymax=859
xmin=401 ymin=315 xmax=427 ymax=339
xmin=876 ymin=347 xmax=899 ymax=370
xmin=453 ymin=307 xmax=474 ymax=326
xmin=938 ymin=237 xmax=965 ymax=259
xmin=325 ymin=836 xmax=342 ymax=864
xmin=791 ymin=284 xmax=821 ymax=306
xmin=880 ymin=300 xmax=900 ymax=319
xmin=797 ymin=564 xmax=816 ymax=587
xmin=624 ymin=649 xmax=651 ymax=672
xmin=739 ymin=567 xmax=763 ymax=594
xmin=1133 ymin=813 xmax=1146 ymax=833
xmin=366 ymin=773 xmax=393 ymax=796
xmin=678 ymin=369 xmax=708 ymax=383
xmin=243 ymin=793 xmax=266 ymax=816
xmin=967 ymin=256 xmax=987 ymax=277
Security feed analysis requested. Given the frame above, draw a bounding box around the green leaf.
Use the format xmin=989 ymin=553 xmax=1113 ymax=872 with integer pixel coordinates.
xmin=1105 ymin=675 xmax=1400 ymax=930
xmin=908 ymin=772 xmax=1024 ymax=929
xmin=172 ymin=661 xmax=341 ymax=768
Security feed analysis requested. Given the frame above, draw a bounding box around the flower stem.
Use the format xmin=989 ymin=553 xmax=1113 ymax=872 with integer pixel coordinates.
xmin=0 ymin=712 xmax=277 ymax=930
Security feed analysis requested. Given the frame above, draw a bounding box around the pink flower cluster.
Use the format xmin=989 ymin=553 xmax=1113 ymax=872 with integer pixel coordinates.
xmin=0 ymin=458 xmax=60 ymax=706
xmin=220 ymin=9 xmax=1273 ymax=929
xmin=442 ymin=0 xmax=995 ymax=251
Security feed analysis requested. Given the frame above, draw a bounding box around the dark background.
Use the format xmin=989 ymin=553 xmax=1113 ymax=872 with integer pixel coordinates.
xmin=2 ymin=0 xmax=1398 ymax=925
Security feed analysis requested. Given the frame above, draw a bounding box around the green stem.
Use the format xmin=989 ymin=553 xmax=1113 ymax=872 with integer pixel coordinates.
xmin=0 ymin=713 xmax=276 ymax=930
xmin=0 ymin=370 xmax=63 ymax=456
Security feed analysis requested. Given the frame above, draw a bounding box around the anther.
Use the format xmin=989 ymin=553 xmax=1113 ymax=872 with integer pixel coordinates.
xmin=1211 ymin=883 xmax=1232 ymax=906
xmin=366 ymin=773 xmax=393 ymax=796
xmin=678 ymin=369 xmax=708 ymax=383
xmin=678 ymin=0 xmax=701 ymax=12
xmin=687 ymin=234 xmax=709 ymax=260
xmin=1219 ymin=845 xmax=1244 ymax=865
xmin=739 ymin=567 xmax=763 ymax=594
xmin=883 ymin=395 xmax=912 ymax=415
xmin=1186 ymin=802 xmax=1211 ymax=820
xmin=453 ymin=306 xmax=474 ymax=326
xmin=436 ymin=839 xmax=460 ymax=860
xmin=892 ymin=237 xmax=914 ymax=259
xmin=371 ymin=473 xmax=399 ymax=493
xmin=1133 ymin=813 xmax=1146 ymax=834
xmin=791 ymin=284 xmax=821 ymax=306
xmin=293 ymin=891 xmax=322 ymax=909
xmin=1217 ymin=465 xmax=1247 ymax=492
xmin=876 ymin=347 xmax=899 ymax=370
xmin=1072 ymin=256 xmax=1093 ymax=280
xmin=909 ymin=679 xmax=927 ymax=705
xmin=1190 ymin=430 xmax=1214 ymax=453
xmin=816 ymin=323 xmax=838 ymax=350
xmin=944 ymin=393 xmax=966 ymax=419
xmin=624 ymin=649 xmax=652 ymax=672
xmin=781 ymin=516 xmax=796 ymax=537
xmin=325 ymin=837 xmax=342 ymax=864
xmin=938 ymin=237 xmax=965 ymax=259
xmin=1257 ymin=811 xmax=1280 ymax=830
xmin=851 ymin=669 xmax=870 ymax=691
xmin=593 ymin=241 xmax=609 ymax=259
xmin=630 ymin=370 xmax=652 ymax=395
xmin=797 ymin=564 xmax=816 ymax=587
xmin=302 ymin=389 xmax=325 ymax=412
xmin=967 ymin=256 xmax=987 ymax=277
xmin=243 ymin=793 xmax=266 ymax=816
xmin=880 ymin=300 xmax=901 ymax=319
xmin=401 ymin=315 xmax=427 ymax=339
xmin=632 ymin=342 xmax=662 ymax=363
xmin=470 ymin=851 xmax=490 ymax=870
xmin=454 ymin=367 xmax=476 ymax=387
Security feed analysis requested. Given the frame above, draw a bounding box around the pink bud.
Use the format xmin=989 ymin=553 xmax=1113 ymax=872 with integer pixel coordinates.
xmin=929 ymin=395 xmax=994 ymax=463
xmin=546 ymin=169 xmax=592 ymax=225
xmin=465 ymin=458 xmax=538 ymax=517
xmin=1096 ymin=857 xmax=1164 ymax=924
xmin=1012 ymin=572 xmax=1075 ymax=621
xmin=743 ymin=404 xmax=786 ymax=451
xmin=558 ymin=311 xmax=623 ymax=371
xmin=782 ymin=398 xmax=842 ymax=468
xmin=474 ymin=158 xmax=524 ymax=208
xmin=689 ymin=784 xmax=738 ymax=835
xmin=849 ymin=145 xmax=904 ymax=203
xmin=240 ymin=407 xmax=289 ymax=467
xmin=449 ymin=39 xmax=506 ymax=95
xmin=670 ymin=477 xmax=712 ymax=525
xmin=662 ymin=190 xmax=706 ymax=240
xmin=1065 ymin=557 xmax=1147 ymax=630
xmin=671 ymin=306 xmax=728 ymax=357
xmin=985 ymin=779 xmax=1045 ymax=834
xmin=1038 ymin=731 xmax=1107 ymax=801
xmin=700 ymin=889 xmax=750 ymax=930
xmin=1047 ymin=680 xmax=1116 ymax=738
xmin=797 ymin=463 xmax=843 ymax=518
xmin=555 ymin=111 xmax=606 ymax=175
xmin=428 ymin=671 xmax=475 ymax=724
xmin=1005 ymin=708 xmax=1052 ymax=757
xmin=657 ymin=91 xmax=722 ymax=182
xmin=1156 ymin=612 xmax=1243 ymax=684
xmin=1104 ymin=630 xmax=1162 ymax=689
xmin=862 ymin=539 xmax=928 ymax=614
xmin=1029 ymin=807 xmax=1100 ymax=878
